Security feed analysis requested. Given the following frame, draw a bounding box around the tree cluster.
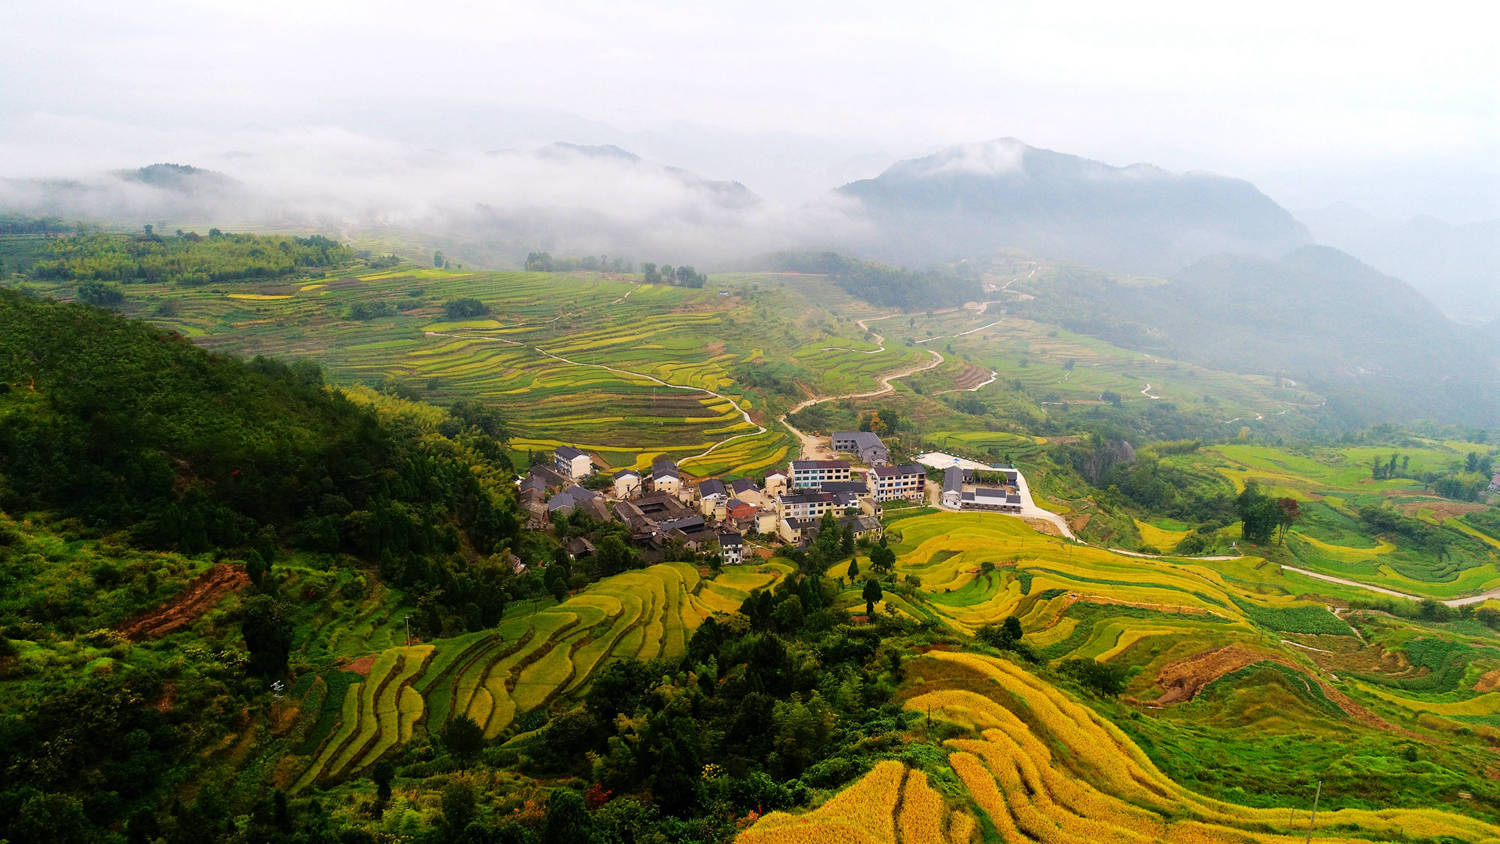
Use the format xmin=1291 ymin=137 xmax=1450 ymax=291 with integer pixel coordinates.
xmin=30 ymin=231 xmax=352 ymax=286
xmin=525 ymin=252 xmax=633 ymax=273
xmin=641 ymin=263 xmax=706 ymax=288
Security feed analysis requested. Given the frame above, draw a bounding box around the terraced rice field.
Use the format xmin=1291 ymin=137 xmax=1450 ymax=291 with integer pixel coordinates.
xmin=740 ymin=652 xmax=1500 ymax=843
xmin=68 ymin=266 xmax=941 ymax=474
xmin=289 ymin=562 xmax=786 ymax=790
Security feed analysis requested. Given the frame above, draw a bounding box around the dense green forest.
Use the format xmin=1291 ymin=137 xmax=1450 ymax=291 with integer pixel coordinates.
xmin=28 ymin=229 xmax=353 ymax=286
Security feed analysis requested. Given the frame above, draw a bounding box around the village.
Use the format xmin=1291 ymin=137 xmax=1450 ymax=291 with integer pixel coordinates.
xmin=517 ymin=430 xmax=1029 ymax=565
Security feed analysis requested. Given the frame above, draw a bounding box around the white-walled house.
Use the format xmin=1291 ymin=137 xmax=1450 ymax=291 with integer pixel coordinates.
xmin=613 ymin=468 xmax=642 ymax=499
xmin=555 ymin=445 xmax=594 ymax=480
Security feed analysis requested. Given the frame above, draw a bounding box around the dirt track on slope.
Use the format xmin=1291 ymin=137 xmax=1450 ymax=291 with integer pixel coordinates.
xmin=116 ymin=563 xmax=249 ymax=640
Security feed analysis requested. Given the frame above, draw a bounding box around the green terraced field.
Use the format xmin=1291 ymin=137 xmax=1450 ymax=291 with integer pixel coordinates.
xmin=287 ymin=562 xmax=788 ymax=789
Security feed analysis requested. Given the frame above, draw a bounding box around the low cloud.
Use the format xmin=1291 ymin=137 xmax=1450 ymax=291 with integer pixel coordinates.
xmin=0 ymin=117 xmax=870 ymax=267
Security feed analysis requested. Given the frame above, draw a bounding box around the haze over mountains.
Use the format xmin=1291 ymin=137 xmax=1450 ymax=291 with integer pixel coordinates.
xmin=3 ymin=134 xmax=1496 ymax=424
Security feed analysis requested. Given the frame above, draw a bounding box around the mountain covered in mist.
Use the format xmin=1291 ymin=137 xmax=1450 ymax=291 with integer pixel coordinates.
xmin=1300 ymin=203 xmax=1500 ymax=323
xmin=1009 ymin=244 xmax=1500 ymax=426
xmin=836 ymin=138 xmax=1311 ymax=274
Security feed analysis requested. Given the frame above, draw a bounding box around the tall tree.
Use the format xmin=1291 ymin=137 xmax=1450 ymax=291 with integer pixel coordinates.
xmin=862 ymin=579 xmax=883 ymax=618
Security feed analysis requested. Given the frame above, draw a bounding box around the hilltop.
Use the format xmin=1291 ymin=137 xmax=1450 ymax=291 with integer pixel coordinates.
xmin=837 ymin=138 xmax=1310 ymax=273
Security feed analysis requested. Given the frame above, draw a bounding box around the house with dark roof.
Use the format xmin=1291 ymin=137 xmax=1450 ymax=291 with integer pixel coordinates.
xmin=660 ymin=515 xmax=714 ymax=549
xmin=548 ymin=484 xmax=607 ymax=518
xmin=790 ymin=459 xmax=851 ymax=489
xmin=555 ymin=445 xmax=594 ymax=479
xmin=942 ymin=465 xmax=965 ymax=509
xmin=832 ymin=431 xmax=890 ymax=466
xmin=717 ymin=531 xmax=744 ymax=565
xmin=728 ymin=478 xmax=758 ymax=497
xmin=652 ymin=458 xmax=683 ymax=497
xmin=697 ymin=478 xmax=729 ymax=517
xmin=613 ymin=468 xmax=642 ymax=499
xmin=868 ymin=463 xmax=927 ymax=502
xmin=961 ymin=487 xmax=1022 ymax=512
xmin=777 ymin=491 xmax=838 ymax=521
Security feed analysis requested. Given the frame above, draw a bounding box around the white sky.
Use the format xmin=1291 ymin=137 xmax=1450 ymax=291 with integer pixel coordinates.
xmin=1 ymin=0 xmax=1497 ymax=218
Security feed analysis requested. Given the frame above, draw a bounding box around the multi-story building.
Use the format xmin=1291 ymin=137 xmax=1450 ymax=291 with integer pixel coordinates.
xmin=868 ymin=463 xmax=927 ymax=502
xmin=777 ymin=491 xmax=837 ymax=521
xmin=554 ymin=445 xmax=593 ymax=479
xmin=790 ymin=459 xmax=851 ymax=489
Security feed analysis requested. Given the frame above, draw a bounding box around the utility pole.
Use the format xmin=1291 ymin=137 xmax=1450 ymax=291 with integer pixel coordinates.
xmin=1304 ymin=780 xmax=1322 ymax=843
xmin=403 ymin=615 xmax=411 ymax=646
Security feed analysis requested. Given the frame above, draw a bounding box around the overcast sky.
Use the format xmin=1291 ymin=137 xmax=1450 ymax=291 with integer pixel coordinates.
xmin=1 ymin=0 xmax=1496 ymax=219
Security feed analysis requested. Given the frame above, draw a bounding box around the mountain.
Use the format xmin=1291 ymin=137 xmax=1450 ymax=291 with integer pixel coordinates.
xmin=0 ymin=162 xmax=244 ymax=224
xmin=1300 ymin=203 xmax=1500 ymax=323
xmin=836 ymin=138 xmax=1311 ymax=274
xmin=1010 ymin=245 xmax=1500 ymax=427
xmin=532 ymin=142 xmax=760 ymax=209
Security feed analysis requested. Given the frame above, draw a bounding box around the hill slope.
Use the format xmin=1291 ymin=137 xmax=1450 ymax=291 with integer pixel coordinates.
xmin=838 ymin=138 xmax=1310 ymax=273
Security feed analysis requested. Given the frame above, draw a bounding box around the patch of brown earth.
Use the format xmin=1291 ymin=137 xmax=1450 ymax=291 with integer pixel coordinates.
xmin=1149 ymin=643 xmax=1412 ymax=735
xmin=949 ymin=363 xmax=992 ymax=391
xmin=1476 ymin=669 xmax=1500 ymax=693
xmin=704 ymin=341 xmax=726 ymax=355
xmin=115 ymin=564 xmax=249 ymax=640
xmin=1394 ymin=497 xmax=1487 ymax=520
xmin=1025 ymin=517 xmax=1064 ymax=537
xmin=342 ymin=654 xmax=377 ymax=675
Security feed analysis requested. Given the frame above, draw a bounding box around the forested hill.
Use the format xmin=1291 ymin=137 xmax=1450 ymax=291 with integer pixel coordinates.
xmin=755 ymin=250 xmax=982 ymax=309
xmin=0 ymin=288 xmax=520 ymax=564
xmin=29 ymin=229 xmax=354 ymax=286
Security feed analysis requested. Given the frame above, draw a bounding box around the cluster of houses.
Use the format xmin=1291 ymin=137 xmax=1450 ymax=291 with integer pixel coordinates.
xmin=519 ymin=432 xmax=924 ymax=564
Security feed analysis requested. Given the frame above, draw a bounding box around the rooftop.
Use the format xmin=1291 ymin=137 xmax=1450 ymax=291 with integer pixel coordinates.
xmin=791 ymin=459 xmax=851 ymax=471
xmin=556 ymin=445 xmax=585 ymax=460
xmin=872 ymin=463 xmax=926 ymax=476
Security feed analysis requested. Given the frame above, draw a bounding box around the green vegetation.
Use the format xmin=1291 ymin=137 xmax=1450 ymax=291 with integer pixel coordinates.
xmin=31 ymin=229 xmax=353 ymax=285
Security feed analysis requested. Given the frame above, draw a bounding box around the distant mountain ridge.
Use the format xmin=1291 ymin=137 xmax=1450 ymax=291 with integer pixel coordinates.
xmin=836 ymin=138 xmax=1311 ymax=274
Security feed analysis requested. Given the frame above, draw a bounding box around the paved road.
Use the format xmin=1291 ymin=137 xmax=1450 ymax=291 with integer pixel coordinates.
xmin=1280 ymin=563 xmax=1500 ymax=607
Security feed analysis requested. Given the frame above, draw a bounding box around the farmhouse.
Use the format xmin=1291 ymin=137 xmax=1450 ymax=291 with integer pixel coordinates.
xmin=718 ymin=531 xmax=744 ymax=565
xmin=659 ymin=515 xmax=714 ymax=549
xmin=832 ymin=431 xmax=890 ymax=466
xmin=764 ymin=471 xmax=789 ymax=498
xmin=868 ymin=463 xmax=927 ymax=502
xmin=697 ymin=478 xmax=729 ymax=517
xmin=725 ymin=499 xmax=760 ymax=532
xmin=525 ymin=464 xmax=571 ymax=492
xmin=652 ymin=458 xmax=683 ymax=497
xmin=961 ymin=487 xmax=1022 ymax=512
xmin=613 ymin=468 xmax=642 ymax=499
xmin=547 ymin=485 xmax=608 ymax=520
xmin=555 ymin=445 xmax=594 ymax=479
xmin=790 ymin=459 xmax=852 ymax=489
xmin=806 ymin=513 xmax=884 ymax=543
xmin=942 ymin=465 xmax=965 ymax=509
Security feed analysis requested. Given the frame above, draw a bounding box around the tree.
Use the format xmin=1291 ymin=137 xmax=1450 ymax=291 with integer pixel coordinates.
xmin=433 ymin=250 xmax=445 ymax=268
xmin=862 ymin=579 xmax=882 ymax=618
xmin=372 ymin=761 xmax=394 ymax=816
xmin=441 ymin=715 xmax=485 ymax=759
xmin=847 ymin=556 xmax=859 ymax=577
xmin=1236 ymin=483 xmax=1280 ymax=545
xmin=642 ymin=262 xmax=660 ymax=284
xmin=839 ymin=524 xmax=854 ymax=557
xmin=1275 ymin=497 xmax=1302 ymax=544
xmin=77 ymin=280 xmax=124 ymax=306
xmin=1060 ymin=658 xmax=1127 ymax=696
xmin=443 ymin=298 xmax=490 ymax=319
xmin=542 ymin=789 xmax=594 ymax=844
xmin=442 ymin=781 xmax=477 ymax=833
xmin=241 ymin=595 xmax=292 ymax=677
xmin=869 ymin=536 xmax=896 ymax=573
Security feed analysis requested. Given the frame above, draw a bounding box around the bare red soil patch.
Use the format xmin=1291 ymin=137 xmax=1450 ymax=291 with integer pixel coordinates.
xmin=342 ymin=654 xmax=377 ymax=675
xmin=116 ymin=563 xmax=249 ymax=640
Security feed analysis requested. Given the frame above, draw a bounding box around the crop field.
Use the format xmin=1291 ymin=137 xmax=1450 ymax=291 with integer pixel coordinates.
xmin=285 ymin=562 xmax=785 ymax=790
xmin=1174 ymin=442 xmax=1500 ymax=598
xmin=885 ymin=306 xmax=1325 ymax=426
xmin=33 ymin=266 xmax=946 ymax=475
xmin=740 ymin=651 xmax=1500 ymax=842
